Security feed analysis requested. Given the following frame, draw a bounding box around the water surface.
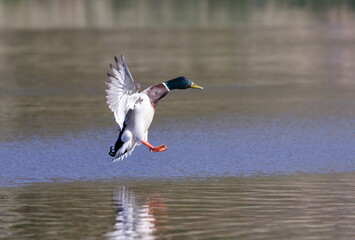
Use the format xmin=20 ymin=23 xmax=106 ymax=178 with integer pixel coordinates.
xmin=2 ymin=174 xmax=355 ymax=240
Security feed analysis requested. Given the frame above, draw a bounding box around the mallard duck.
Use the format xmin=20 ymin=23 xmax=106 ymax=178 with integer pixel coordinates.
xmin=106 ymin=55 xmax=203 ymax=161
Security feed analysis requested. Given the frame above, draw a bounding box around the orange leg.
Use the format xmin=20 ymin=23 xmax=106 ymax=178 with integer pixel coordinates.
xmin=141 ymin=141 xmax=168 ymax=152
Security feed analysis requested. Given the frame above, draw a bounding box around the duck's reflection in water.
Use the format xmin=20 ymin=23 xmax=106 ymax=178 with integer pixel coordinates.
xmin=104 ymin=187 xmax=167 ymax=240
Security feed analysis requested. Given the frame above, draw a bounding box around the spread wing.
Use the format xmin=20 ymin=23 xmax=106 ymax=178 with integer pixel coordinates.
xmin=105 ymin=55 xmax=141 ymax=130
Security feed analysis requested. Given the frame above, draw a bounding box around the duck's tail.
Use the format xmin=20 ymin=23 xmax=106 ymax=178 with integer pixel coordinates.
xmin=111 ymin=141 xmax=137 ymax=162
xmin=109 ymin=128 xmax=137 ymax=162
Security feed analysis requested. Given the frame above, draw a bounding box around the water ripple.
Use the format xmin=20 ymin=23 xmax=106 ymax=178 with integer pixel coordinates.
xmin=1 ymin=174 xmax=355 ymax=239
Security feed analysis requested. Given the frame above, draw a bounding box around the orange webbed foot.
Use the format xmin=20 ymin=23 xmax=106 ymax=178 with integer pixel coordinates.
xmin=141 ymin=141 xmax=168 ymax=153
xmin=149 ymin=144 xmax=168 ymax=152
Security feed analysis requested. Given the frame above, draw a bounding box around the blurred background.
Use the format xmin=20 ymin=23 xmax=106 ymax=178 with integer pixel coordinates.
xmin=0 ymin=1 xmax=355 ymax=239
xmin=0 ymin=0 xmax=354 ymax=140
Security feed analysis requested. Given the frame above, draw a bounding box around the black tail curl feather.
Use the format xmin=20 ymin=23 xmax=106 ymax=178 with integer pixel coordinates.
xmin=108 ymin=124 xmax=127 ymax=158
xmin=109 ymin=146 xmax=116 ymax=157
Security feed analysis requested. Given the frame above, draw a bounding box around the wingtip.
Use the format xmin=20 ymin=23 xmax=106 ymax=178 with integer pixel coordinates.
xmin=109 ymin=63 xmax=117 ymax=71
xmin=121 ymin=54 xmax=127 ymax=66
xmin=107 ymin=72 xmax=115 ymax=78
xmin=114 ymin=56 xmax=119 ymax=66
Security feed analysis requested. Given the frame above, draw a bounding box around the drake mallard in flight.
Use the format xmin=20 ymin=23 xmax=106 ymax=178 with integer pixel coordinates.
xmin=106 ymin=55 xmax=203 ymax=161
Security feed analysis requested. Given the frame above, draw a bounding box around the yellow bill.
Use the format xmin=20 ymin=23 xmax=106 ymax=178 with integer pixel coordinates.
xmin=190 ymin=82 xmax=204 ymax=90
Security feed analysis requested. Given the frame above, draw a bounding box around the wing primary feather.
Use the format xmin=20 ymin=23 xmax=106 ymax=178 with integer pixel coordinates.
xmin=106 ymin=55 xmax=141 ymax=129
xmin=110 ymin=63 xmax=117 ymax=71
xmin=107 ymin=73 xmax=117 ymax=80
xmin=114 ymin=56 xmax=119 ymax=69
xmin=110 ymin=64 xmax=120 ymax=76
xmin=121 ymin=55 xmax=134 ymax=85
xmin=115 ymin=56 xmax=124 ymax=72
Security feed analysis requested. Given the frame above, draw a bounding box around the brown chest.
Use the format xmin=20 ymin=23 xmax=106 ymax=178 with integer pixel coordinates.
xmin=143 ymin=84 xmax=169 ymax=108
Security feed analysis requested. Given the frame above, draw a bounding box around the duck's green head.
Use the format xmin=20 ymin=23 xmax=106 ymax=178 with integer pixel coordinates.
xmin=164 ymin=76 xmax=204 ymax=90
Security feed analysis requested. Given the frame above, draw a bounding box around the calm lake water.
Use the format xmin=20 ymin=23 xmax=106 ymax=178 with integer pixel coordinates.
xmin=0 ymin=1 xmax=355 ymax=239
